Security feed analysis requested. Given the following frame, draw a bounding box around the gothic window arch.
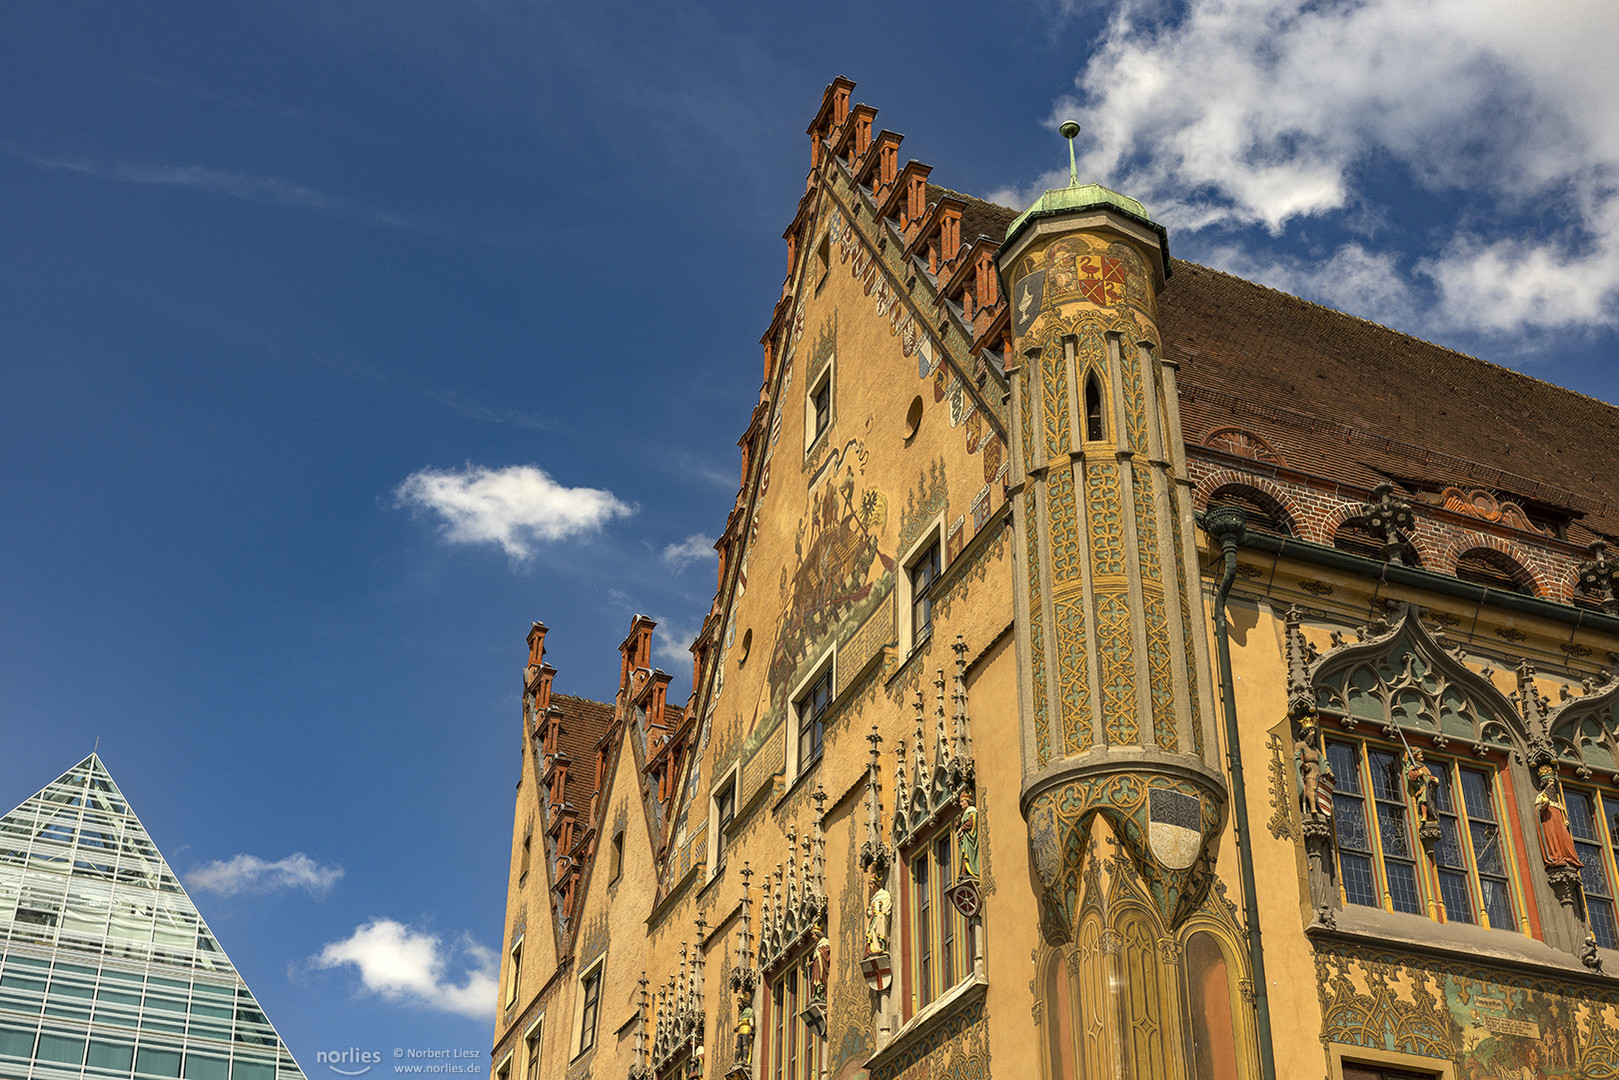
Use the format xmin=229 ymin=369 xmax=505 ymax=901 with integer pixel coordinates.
xmin=1083 ymin=371 xmax=1106 ymax=442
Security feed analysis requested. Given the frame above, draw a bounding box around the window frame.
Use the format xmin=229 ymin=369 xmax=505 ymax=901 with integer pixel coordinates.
xmin=609 ymin=828 xmax=625 ymax=885
xmin=804 ymin=357 xmax=835 ymax=455
xmin=786 ymin=650 xmax=835 ymax=782
xmin=710 ymin=765 xmax=739 ymax=876
xmin=574 ymin=959 xmax=605 ymax=1059
xmin=506 ymin=937 xmax=523 ymax=1008
xmin=1560 ymin=779 xmax=1619 ymax=949
xmin=522 ymin=1016 xmax=544 ymax=1080
xmin=1325 ymin=733 xmax=1523 ymax=931
xmin=901 ymin=814 xmax=969 ymax=1017
xmin=765 ymin=961 xmax=819 ymax=1080
xmin=898 ymin=521 xmax=945 ymax=656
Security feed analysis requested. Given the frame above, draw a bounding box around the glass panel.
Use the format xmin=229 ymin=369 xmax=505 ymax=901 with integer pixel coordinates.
xmin=1376 ymin=804 xmax=1412 ymax=860
xmin=1331 ymin=796 xmax=1370 ymax=853
xmin=1326 ymin=743 xmax=1362 ymax=794
xmin=1367 ymin=750 xmax=1403 ymax=800
xmin=138 ymin=1047 xmax=184 ymax=1078
xmin=184 ymin=1053 xmax=230 ymax=1080
xmin=1578 ymin=841 xmax=1612 ymax=899
xmin=1459 ymin=769 xmax=1496 ymax=820
xmin=0 ymin=1025 xmax=35 ymax=1059
xmin=1479 ymin=878 xmax=1515 ymax=930
xmin=89 ymin=1040 xmax=136 ymax=1071
xmin=39 ymin=1031 xmax=88 ymax=1065
xmin=1591 ymin=899 xmax=1619 ymax=951
xmin=1340 ymin=852 xmax=1377 ymax=908
xmin=1469 ymin=821 xmax=1507 ymax=877
xmin=1386 ymin=864 xmax=1422 ymax=915
xmin=233 ymin=1060 xmax=276 ymax=1080
xmin=1567 ymin=790 xmax=1599 ymax=840
xmin=1437 ymin=870 xmax=1474 ymax=924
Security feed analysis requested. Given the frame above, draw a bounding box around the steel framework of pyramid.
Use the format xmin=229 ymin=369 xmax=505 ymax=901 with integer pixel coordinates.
xmin=0 ymin=755 xmax=306 ymax=1080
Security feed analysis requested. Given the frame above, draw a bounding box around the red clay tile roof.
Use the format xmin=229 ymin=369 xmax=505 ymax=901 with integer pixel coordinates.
xmin=1159 ymin=260 xmax=1619 ymax=539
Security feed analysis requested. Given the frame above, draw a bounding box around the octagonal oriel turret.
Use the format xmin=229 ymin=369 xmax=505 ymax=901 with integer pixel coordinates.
xmin=1000 ymin=153 xmax=1227 ymax=939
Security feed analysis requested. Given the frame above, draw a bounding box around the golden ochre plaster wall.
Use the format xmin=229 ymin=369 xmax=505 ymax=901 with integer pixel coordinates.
xmin=1216 ymin=549 xmax=1619 ymax=1079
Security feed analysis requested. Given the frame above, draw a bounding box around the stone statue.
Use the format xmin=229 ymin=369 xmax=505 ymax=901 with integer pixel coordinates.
xmin=1293 ymin=709 xmax=1332 ymax=816
xmin=807 ymin=919 xmax=831 ymax=1004
xmin=733 ymin=996 xmax=754 ymax=1069
xmin=1404 ymin=747 xmax=1435 ymax=824
xmin=1535 ymin=767 xmax=1584 ymax=870
xmin=865 ymin=867 xmax=891 ymax=956
xmin=956 ymin=788 xmax=980 ymax=881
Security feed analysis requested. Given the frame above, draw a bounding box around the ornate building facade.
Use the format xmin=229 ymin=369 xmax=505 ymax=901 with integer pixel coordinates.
xmin=492 ymin=78 xmax=1619 ymax=1080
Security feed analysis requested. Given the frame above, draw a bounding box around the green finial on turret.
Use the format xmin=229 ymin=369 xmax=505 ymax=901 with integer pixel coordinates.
xmin=1059 ymin=120 xmax=1080 ymax=187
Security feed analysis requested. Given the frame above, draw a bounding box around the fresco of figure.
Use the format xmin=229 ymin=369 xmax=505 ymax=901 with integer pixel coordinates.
xmin=956 ymin=788 xmax=980 ymax=881
xmin=1404 ymin=747 xmax=1436 ymax=824
xmin=1535 ymin=767 xmax=1584 ymax=870
xmin=865 ymin=867 xmax=891 ymax=956
xmin=1293 ymin=709 xmax=1332 ymax=816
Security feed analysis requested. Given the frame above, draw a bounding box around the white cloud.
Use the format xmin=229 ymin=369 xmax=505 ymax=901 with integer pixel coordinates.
xmin=652 ymin=617 xmax=701 ymax=671
xmin=315 ymin=918 xmax=497 ymax=1021
xmin=1026 ymin=0 xmax=1619 ymax=337
xmin=395 ymin=463 xmax=633 ymax=559
xmin=660 ymin=533 xmax=717 ymax=572
xmin=187 ymin=853 xmax=343 ymax=897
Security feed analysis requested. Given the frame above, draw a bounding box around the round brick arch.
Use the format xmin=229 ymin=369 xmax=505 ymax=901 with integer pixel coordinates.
xmin=1316 ymin=498 xmax=1441 ymax=566
xmin=1439 ymin=532 xmax=1548 ymax=598
xmin=1193 ymin=471 xmax=1303 ymax=536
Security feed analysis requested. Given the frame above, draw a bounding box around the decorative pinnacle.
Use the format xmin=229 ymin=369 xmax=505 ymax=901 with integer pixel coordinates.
xmin=1059 ymin=120 xmax=1081 ymax=186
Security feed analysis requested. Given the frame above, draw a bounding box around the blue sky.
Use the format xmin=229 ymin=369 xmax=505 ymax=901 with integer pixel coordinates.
xmin=4 ymin=0 xmax=1618 ymax=1068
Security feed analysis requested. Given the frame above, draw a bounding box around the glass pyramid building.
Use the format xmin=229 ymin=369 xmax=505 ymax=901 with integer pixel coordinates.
xmin=0 ymin=755 xmax=306 ymax=1080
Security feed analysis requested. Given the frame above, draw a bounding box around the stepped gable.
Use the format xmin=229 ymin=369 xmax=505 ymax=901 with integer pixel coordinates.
xmin=1158 ymin=259 xmax=1619 ymax=541
xmin=928 ymin=184 xmax=1018 ymax=246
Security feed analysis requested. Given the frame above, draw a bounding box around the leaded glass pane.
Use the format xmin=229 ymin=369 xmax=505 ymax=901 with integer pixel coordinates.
xmin=1368 ymin=750 xmax=1403 ymax=800
xmin=1386 ymin=863 xmax=1422 ymax=915
xmin=1326 ymin=743 xmax=1362 ymax=794
xmin=1592 ymin=899 xmax=1619 ymax=951
xmin=1470 ymin=821 xmax=1507 ymax=877
xmin=1480 ymin=879 xmax=1515 ymax=930
xmin=1341 ymin=853 xmax=1377 ymax=907
xmin=1438 ymin=869 xmax=1474 ymax=924
xmin=1459 ymin=768 xmax=1496 ymax=820
xmin=1376 ymin=804 xmax=1412 ymax=860
xmin=1332 ymin=796 xmax=1369 ymax=853
xmin=1567 ymin=790 xmax=1598 ymax=840
xmin=1578 ymin=841 xmax=1611 ymax=899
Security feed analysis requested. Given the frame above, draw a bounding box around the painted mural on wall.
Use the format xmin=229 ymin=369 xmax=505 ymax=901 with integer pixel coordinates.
xmin=1315 ymin=943 xmax=1619 ymax=1078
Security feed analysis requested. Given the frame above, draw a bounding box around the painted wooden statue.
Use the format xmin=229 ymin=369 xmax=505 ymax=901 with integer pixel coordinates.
xmin=1293 ymin=710 xmax=1332 ymax=817
xmin=807 ymin=918 xmax=831 ymax=1005
xmin=956 ymin=788 xmax=980 ymax=881
xmin=1535 ymin=767 xmax=1584 ymax=870
xmin=865 ymin=866 xmax=891 ymax=956
xmin=733 ymin=996 xmax=755 ymax=1069
xmin=1404 ymin=747 xmax=1436 ymax=824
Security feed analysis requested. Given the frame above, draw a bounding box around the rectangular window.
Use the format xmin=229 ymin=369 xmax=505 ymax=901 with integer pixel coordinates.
xmin=811 ymin=379 xmax=831 ymax=441
xmin=520 ymin=834 xmax=532 ymax=882
xmin=907 ymin=540 xmax=941 ymax=646
xmin=507 ymin=940 xmax=522 ymax=1006
xmin=524 ymin=1020 xmax=543 ymax=1080
xmin=796 ymin=668 xmax=831 ymax=774
xmin=1567 ymin=787 xmax=1618 ymax=948
xmin=907 ymin=825 xmax=965 ymax=1012
xmin=716 ymin=784 xmax=736 ymax=864
xmin=1330 ymin=738 xmax=1519 ymax=930
xmin=768 ymin=967 xmax=817 ymax=1080
xmin=610 ymin=830 xmax=625 ymax=884
xmin=578 ymin=967 xmax=602 ymax=1056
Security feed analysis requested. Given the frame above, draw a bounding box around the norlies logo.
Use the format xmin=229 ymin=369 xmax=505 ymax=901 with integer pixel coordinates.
xmin=318 ymin=1048 xmax=381 ymax=1076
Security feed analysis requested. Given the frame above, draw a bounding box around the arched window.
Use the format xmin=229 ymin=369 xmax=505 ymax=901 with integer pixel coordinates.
xmin=1084 ymin=373 xmax=1105 ymax=442
xmin=1184 ymin=932 xmax=1241 ymax=1080
xmin=1454 ymin=547 xmax=1536 ymax=596
xmin=1207 ymin=486 xmax=1294 ymax=537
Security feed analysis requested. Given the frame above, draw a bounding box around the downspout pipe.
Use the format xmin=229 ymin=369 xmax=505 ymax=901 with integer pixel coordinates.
xmin=1204 ymin=504 xmax=1278 ymax=1080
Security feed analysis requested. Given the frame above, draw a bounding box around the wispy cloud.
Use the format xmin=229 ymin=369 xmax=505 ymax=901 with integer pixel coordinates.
xmin=187 ymin=853 xmax=344 ymax=898
xmin=4 ymin=146 xmax=450 ymax=238
xmin=395 ymin=463 xmax=633 ymax=560
xmin=315 ymin=918 xmax=496 ymax=1020
xmin=652 ymin=616 xmax=701 ymax=671
xmin=1005 ymin=0 xmax=1619 ymax=340
xmin=660 ymin=533 xmax=716 ymax=573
